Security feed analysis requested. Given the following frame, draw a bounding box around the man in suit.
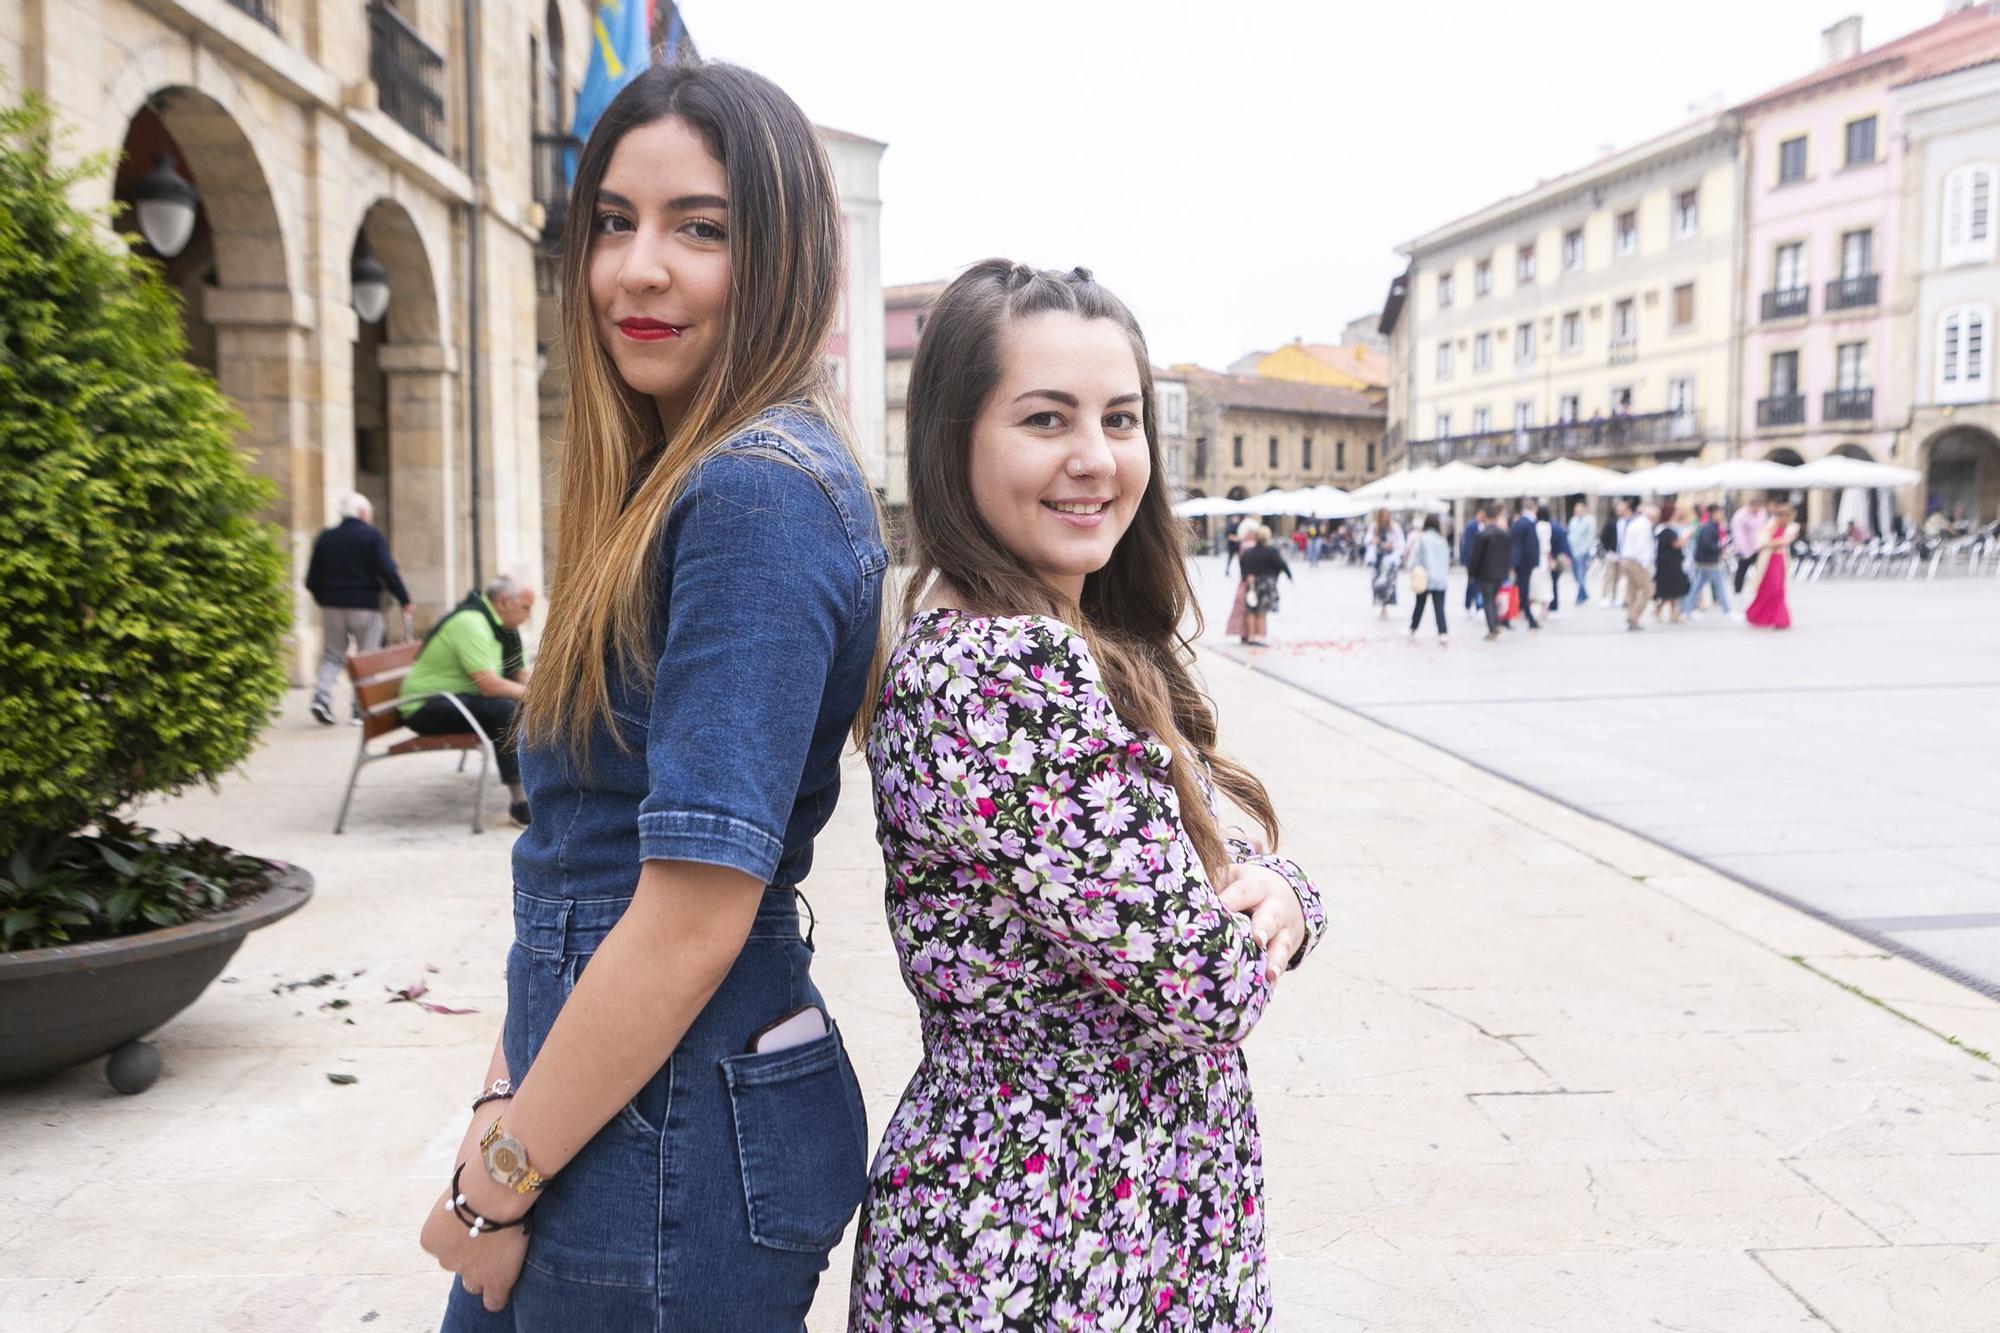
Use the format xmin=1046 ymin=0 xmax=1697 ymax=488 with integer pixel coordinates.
xmin=1469 ymin=506 xmax=1514 ymax=641
xmin=1459 ymin=511 xmax=1485 ymax=615
xmin=1507 ymin=504 xmax=1542 ymax=630
xmin=304 ymin=492 xmax=413 ymax=726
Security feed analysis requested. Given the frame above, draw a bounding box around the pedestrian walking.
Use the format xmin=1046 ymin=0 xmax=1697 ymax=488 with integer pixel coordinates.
xmin=1405 ymin=514 xmax=1450 ymax=640
xmin=419 ymin=60 xmax=883 ymax=1327
xmin=1682 ymin=504 xmax=1732 ymax=616
xmin=853 ymin=260 xmax=1324 ymax=1330
xmin=303 ymin=492 xmax=412 ymax=725
xmin=1460 ymin=510 xmax=1486 ymax=614
xmin=1469 ymin=505 xmax=1513 ymax=641
xmin=1567 ymin=501 xmax=1596 ymax=605
xmin=1367 ymin=508 xmax=1405 ymax=618
xmin=1224 ymin=522 xmax=1243 ymax=574
xmin=1508 ymin=504 xmax=1543 ymax=630
xmin=1746 ymin=503 xmax=1800 ymax=629
xmin=1731 ymin=498 xmax=1768 ymax=595
xmin=1652 ymin=521 xmax=1689 ymax=623
xmin=1617 ymin=502 xmax=1657 ymax=630
xmin=1602 ymin=498 xmax=1632 ymax=607
xmin=1228 ymin=524 xmax=1292 ymax=646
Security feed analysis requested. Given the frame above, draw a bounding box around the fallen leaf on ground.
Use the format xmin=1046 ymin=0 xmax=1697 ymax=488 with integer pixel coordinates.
xmin=326 ymin=1072 xmax=358 ymax=1085
xmin=387 ymin=979 xmax=430 ymax=1003
xmin=418 ymin=1001 xmax=480 ymax=1015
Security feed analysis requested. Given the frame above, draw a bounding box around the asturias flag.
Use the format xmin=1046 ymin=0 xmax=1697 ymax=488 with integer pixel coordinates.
xmin=569 ymin=1 xmax=687 ymax=182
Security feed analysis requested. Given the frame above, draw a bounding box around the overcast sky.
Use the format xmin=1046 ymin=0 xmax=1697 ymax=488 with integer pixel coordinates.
xmin=682 ymin=0 xmax=1954 ymax=369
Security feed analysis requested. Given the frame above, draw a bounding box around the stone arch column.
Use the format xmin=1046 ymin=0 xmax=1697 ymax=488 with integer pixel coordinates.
xmin=376 ymin=341 xmax=461 ymax=618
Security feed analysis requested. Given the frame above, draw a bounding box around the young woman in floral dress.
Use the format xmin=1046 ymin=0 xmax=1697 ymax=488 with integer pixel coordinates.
xmin=849 ymin=261 xmax=1325 ymax=1330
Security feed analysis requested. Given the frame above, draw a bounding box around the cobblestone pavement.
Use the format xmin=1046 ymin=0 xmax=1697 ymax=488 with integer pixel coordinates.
xmin=2 ymin=649 xmax=1997 ymax=1331
xmin=1193 ymin=551 xmax=2000 ymax=998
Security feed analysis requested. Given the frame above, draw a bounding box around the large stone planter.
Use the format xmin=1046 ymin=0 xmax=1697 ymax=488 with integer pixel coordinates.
xmin=0 ymin=864 xmax=312 ymax=1092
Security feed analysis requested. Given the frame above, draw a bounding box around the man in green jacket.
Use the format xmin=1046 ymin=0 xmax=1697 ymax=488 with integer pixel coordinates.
xmin=400 ymin=573 xmax=536 ymax=826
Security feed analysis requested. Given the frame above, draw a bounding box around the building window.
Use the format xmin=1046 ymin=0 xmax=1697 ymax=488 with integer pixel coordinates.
xmin=1471 ymin=406 xmax=1491 ymax=433
xmin=1674 ymin=189 xmax=1699 ymax=238
xmin=1779 ymin=135 xmax=1808 ymax=184
xmin=1943 ymin=164 xmax=1996 ymax=265
xmin=1336 ymin=440 xmax=1346 ymax=470
xmin=1559 ymin=393 xmax=1580 ymax=422
xmin=1367 ymin=441 xmax=1376 ymax=471
xmin=1841 ymin=228 xmax=1873 ymax=280
xmin=1302 ymin=436 xmax=1313 ymax=469
xmin=1836 ymin=341 xmax=1867 ymax=391
xmin=1473 ymin=331 xmax=1491 ymax=371
xmin=1939 ymin=305 xmax=1990 ymax=402
xmin=1437 ymin=341 xmax=1454 ymax=380
xmin=1232 ymin=434 xmax=1243 ymax=468
xmin=1613 ymin=298 xmax=1636 ymax=341
xmin=1437 ymin=271 xmax=1454 ymax=308
xmin=1474 ymin=257 xmax=1492 ymax=296
xmin=1435 ymin=411 xmax=1452 ymax=439
xmin=1268 ymin=436 xmax=1280 ymax=469
xmin=1845 ymin=115 xmax=1876 ymax=167
xmin=1775 ymin=241 xmax=1805 ymax=292
xmin=1672 ymin=282 xmax=1695 ymax=328
xmin=1561 ymin=310 xmax=1582 ymax=353
xmin=1615 ymin=210 xmax=1637 ymax=256
xmin=1514 ymin=401 xmax=1533 ymax=434
xmin=1161 ymin=387 xmax=1186 ymax=434
xmin=1514 ymin=321 xmax=1534 ymax=364
xmin=1517 ymin=244 xmax=1536 ymax=283
xmin=1194 ymin=438 xmax=1209 ymax=477
xmin=1770 ymin=350 xmax=1799 ymax=396
xmin=1562 ymin=228 xmax=1583 ymax=272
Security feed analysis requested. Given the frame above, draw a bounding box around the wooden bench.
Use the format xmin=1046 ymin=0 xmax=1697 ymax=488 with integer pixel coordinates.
xmin=333 ymin=641 xmax=499 ymax=834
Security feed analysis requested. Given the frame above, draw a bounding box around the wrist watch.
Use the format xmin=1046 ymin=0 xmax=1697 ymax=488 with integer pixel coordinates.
xmin=479 ymin=1117 xmax=549 ymax=1195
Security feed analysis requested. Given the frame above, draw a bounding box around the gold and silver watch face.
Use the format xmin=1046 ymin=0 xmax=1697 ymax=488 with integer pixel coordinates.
xmin=485 ymin=1134 xmax=526 ymax=1185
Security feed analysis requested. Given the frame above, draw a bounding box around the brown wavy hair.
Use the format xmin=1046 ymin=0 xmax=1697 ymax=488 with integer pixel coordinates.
xmin=518 ymin=58 xmax=870 ymax=760
xmin=886 ymin=259 xmax=1278 ymax=875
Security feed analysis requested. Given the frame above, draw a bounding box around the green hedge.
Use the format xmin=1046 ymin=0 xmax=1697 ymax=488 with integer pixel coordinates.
xmin=0 ymin=95 xmax=289 ymax=864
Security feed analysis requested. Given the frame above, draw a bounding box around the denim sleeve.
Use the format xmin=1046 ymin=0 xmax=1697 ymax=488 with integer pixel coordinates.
xmin=635 ymin=451 xmax=861 ymax=883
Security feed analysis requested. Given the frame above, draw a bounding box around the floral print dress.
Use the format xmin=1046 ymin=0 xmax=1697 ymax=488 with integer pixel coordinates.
xmin=849 ymin=610 xmax=1326 ymax=1331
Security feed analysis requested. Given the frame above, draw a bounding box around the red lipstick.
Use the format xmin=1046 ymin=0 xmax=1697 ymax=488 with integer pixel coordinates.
xmin=617 ymin=318 xmax=683 ymax=342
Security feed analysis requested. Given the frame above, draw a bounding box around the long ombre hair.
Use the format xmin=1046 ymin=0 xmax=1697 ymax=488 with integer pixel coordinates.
xmin=520 ymin=59 xmax=860 ymax=759
xmin=891 ymin=260 xmax=1279 ymax=875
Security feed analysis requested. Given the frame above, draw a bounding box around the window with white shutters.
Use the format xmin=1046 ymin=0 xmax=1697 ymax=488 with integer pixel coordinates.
xmin=1943 ymin=165 xmax=1996 ymax=265
xmin=1938 ymin=305 xmax=1991 ymax=403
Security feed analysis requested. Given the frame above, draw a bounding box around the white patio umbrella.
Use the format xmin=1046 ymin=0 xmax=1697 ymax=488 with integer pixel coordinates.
xmin=1700 ymin=458 xmax=1806 ymax=491
xmin=1613 ymin=462 xmax=1715 ymax=494
xmin=1288 ymin=484 xmax=1370 ymax=519
xmin=1524 ymin=457 xmax=1622 ymax=496
xmin=1171 ymin=495 xmax=1239 ymax=517
xmin=1790 ymin=456 xmax=1921 ymax=489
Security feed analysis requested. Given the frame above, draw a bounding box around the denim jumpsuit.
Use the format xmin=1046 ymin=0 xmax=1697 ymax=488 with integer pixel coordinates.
xmin=442 ymin=409 xmax=886 ymax=1331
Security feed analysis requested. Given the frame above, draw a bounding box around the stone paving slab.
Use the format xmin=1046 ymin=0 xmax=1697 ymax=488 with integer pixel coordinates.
xmin=2 ymin=649 xmax=1998 ymax=1331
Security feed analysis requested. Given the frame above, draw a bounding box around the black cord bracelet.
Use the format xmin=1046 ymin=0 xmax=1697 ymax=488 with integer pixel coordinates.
xmin=446 ymin=1162 xmax=533 ymax=1238
xmin=470 ymin=1090 xmax=514 ymax=1113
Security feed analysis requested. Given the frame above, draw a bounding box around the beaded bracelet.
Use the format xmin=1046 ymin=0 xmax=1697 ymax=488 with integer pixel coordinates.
xmin=444 ymin=1162 xmax=533 ymax=1239
xmin=470 ymin=1078 xmax=513 ymax=1113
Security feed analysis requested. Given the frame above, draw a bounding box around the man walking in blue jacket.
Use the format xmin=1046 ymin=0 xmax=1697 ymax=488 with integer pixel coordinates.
xmin=1508 ymin=504 xmax=1542 ymax=630
xmin=304 ymin=492 xmax=413 ymax=725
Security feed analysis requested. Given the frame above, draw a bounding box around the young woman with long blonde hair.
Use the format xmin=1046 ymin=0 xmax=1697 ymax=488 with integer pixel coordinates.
xmin=849 ymin=262 xmax=1325 ymax=1329
xmin=419 ymin=60 xmax=884 ymax=1328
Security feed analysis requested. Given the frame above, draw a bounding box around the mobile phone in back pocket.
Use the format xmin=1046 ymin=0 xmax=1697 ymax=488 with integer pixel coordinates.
xmin=748 ymin=1004 xmax=829 ymax=1054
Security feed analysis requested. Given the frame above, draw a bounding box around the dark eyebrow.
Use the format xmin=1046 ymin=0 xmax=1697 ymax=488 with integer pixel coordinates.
xmin=1013 ymin=390 xmax=1078 ymax=407
xmin=594 ymin=190 xmax=729 ymax=213
xmin=1108 ymin=393 xmax=1143 ymax=408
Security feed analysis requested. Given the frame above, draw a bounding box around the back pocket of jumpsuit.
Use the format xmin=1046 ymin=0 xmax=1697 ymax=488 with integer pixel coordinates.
xmin=719 ymin=1027 xmax=868 ymax=1253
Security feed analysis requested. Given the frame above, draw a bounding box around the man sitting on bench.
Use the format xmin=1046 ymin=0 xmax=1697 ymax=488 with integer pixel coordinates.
xmin=399 ymin=572 xmax=537 ymax=827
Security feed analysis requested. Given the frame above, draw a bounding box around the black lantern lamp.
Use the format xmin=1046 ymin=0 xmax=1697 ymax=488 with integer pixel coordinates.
xmin=351 ymin=235 xmax=391 ymax=325
xmin=133 ymin=154 xmax=198 ymax=258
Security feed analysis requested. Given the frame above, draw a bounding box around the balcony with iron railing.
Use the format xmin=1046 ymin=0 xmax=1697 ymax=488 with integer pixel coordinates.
xmin=1762 ymin=287 xmax=1810 ymax=321
xmin=1404 ymin=410 xmax=1703 ymax=467
xmin=1825 ymin=273 xmax=1879 ymax=311
xmin=1757 ymin=394 xmax=1806 ymax=427
xmin=533 ymin=132 xmax=583 ymax=246
xmin=1824 ymin=386 xmax=1874 ymax=421
xmin=369 ymin=0 xmax=447 ymax=153
xmin=223 ymin=0 xmax=278 ymax=28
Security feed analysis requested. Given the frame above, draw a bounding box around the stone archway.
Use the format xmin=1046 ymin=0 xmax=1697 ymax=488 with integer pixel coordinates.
xmin=1828 ymin=442 xmax=1890 ymax=535
xmin=112 ymin=86 xmax=310 ymax=658
xmin=1921 ymin=426 xmax=2000 ymax=528
xmin=349 ymin=198 xmax=455 ymax=622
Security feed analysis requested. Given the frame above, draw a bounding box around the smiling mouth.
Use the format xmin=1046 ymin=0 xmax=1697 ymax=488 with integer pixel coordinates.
xmin=1044 ymin=500 xmax=1110 ymax=516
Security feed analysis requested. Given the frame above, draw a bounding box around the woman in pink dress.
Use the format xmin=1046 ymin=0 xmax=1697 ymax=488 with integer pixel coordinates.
xmin=1744 ymin=502 xmax=1799 ymax=629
